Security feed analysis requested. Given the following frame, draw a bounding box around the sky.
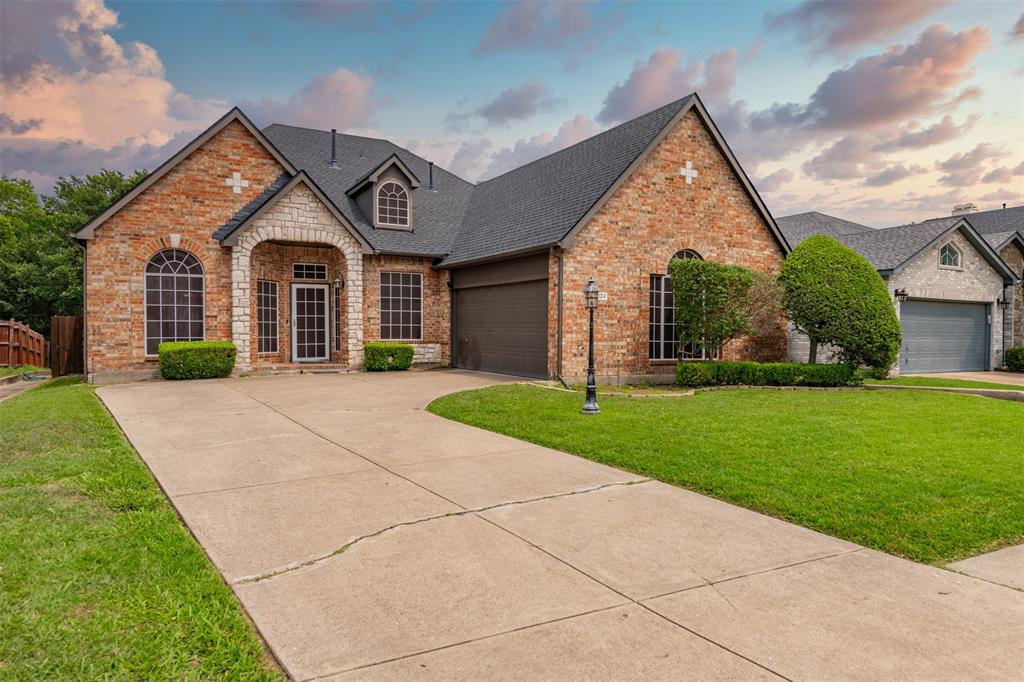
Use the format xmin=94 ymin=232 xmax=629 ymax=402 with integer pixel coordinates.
xmin=1 ymin=0 xmax=1022 ymax=226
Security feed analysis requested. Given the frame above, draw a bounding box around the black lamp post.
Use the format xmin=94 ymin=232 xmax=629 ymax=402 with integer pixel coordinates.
xmin=582 ymin=278 xmax=601 ymax=415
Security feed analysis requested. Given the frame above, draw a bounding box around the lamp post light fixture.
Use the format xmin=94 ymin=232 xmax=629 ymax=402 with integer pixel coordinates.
xmin=894 ymin=288 xmax=909 ymax=303
xmin=997 ymin=295 xmax=1009 ymax=311
xmin=581 ymin=278 xmax=601 ymax=415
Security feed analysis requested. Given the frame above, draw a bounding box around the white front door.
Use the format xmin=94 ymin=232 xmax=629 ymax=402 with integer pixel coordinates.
xmin=291 ymin=283 xmax=329 ymax=362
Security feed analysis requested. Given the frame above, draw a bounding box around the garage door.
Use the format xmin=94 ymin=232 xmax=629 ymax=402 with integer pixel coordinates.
xmin=900 ymin=300 xmax=988 ymax=374
xmin=452 ymin=254 xmax=548 ymax=378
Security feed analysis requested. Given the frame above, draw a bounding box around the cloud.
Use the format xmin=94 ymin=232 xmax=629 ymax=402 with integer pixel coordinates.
xmin=801 ymin=135 xmax=875 ymax=181
xmin=1013 ymin=14 xmax=1024 ymax=39
xmin=864 ymin=163 xmax=927 ymax=187
xmin=935 ymin=142 xmax=1005 ymax=186
xmin=477 ymin=79 xmax=560 ymax=126
xmin=476 ymin=1 xmax=591 ymax=53
xmin=447 ymin=139 xmax=493 ymax=180
xmin=0 ymin=0 xmax=69 ymax=83
xmin=754 ymin=168 xmax=794 ymax=193
xmin=240 ymin=68 xmax=375 ymax=130
xmin=275 ymin=0 xmax=433 ymax=28
xmin=482 ymin=113 xmax=599 ymax=179
xmin=0 ymin=113 xmax=43 ymax=135
xmin=767 ymin=0 xmax=952 ymax=54
xmin=873 ymin=114 xmax=978 ymax=152
xmin=597 ymin=47 xmax=737 ymax=124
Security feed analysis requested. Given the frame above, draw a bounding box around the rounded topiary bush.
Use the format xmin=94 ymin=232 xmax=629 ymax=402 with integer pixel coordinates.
xmin=778 ymin=235 xmax=901 ymax=371
xmin=1006 ymin=346 xmax=1024 ymax=371
xmin=158 ymin=341 xmax=236 ymax=380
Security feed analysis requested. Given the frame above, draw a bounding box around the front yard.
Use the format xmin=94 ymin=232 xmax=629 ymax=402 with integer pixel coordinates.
xmin=429 ymin=384 xmax=1024 ymax=564
xmin=0 ymin=379 xmax=280 ymax=679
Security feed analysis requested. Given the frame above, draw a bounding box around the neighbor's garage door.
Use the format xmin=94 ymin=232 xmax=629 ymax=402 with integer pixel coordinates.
xmin=452 ymin=253 xmax=548 ymax=378
xmin=900 ymin=300 xmax=988 ymax=374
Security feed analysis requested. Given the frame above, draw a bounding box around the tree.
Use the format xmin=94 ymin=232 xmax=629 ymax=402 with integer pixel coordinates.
xmin=746 ymin=271 xmax=787 ymax=359
xmin=777 ymin=235 xmax=901 ymax=370
xmin=0 ymin=170 xmax=146 ymax=337
xmin=669 ymin=258 xmax=755 ymax=357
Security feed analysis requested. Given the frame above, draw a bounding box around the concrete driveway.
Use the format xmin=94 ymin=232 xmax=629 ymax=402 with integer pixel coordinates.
xmin=916 ymin=370 xmax=1024 ymax=386
xmin=99 ymin=371 xmax=1024 ymax=681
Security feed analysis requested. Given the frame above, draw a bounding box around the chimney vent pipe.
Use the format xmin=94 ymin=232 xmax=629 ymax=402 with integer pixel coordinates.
xmin=329 ymin=129 xmax=337 ymax=168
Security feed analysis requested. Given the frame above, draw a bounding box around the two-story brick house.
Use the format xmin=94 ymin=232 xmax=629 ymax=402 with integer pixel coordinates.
xmin=75 ymin=93 xmax=791 ymax=383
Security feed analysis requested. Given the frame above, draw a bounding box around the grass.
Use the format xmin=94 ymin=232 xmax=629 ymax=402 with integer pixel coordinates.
xmin=0 ymin=364 xmax=43 ymax=379
xmin=569 ymin=382 xmax=689 ymax=395
xmin=867 ymin=376 xmax=1024 ymax=392
xmin=429 ymin=384 xmax=1024 ymax=564
xmin=0 ymin=378 xmax=281 ymax=679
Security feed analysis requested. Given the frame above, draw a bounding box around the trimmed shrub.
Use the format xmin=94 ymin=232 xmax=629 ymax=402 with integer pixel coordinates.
xmin=778 ymin=235 xmax=901 ymax=371
xmin=364 ymin=342 xmax=414 ymax=371
xmin=158 ymin=341 xmax=236 ymax=380
xmin=669 ymin=258 xmax=755 ymax=357
xmin=1006 ymin=346 xmax=1024 ymax=371
xmin=676 ymin=360 xmax=858 ymax=388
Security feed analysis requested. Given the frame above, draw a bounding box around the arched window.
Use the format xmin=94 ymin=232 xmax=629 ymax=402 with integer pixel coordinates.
xmin=145 ymin=249 xmax=204 ymax=355
xmin=376 ymin=181 xmax=410 ymax=227
xmin=649 ymin=249 xmax=716 ymax=360
xmin=939 ymin=243 xmax=960 ymax=268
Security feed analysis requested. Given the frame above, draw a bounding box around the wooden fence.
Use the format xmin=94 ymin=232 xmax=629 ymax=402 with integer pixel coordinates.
xmin=0 ymin=319 xmax=47 ymax=369
xmin=50 ymin=315 xmax=84 ymax=377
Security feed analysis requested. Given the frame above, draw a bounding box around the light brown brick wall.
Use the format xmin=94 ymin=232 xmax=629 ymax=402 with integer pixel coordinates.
xmin=249 ymin=243 xmax=347 ymax=366
xmin=84 ymin=120 xmax=286 ymax=377
xmin=558 ymin=109 xmax=787 ymax=382
xmin=362 ymin=255 xmax=451 ymax=364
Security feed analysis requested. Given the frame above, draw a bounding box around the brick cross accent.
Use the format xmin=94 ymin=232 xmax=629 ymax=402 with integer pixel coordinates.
xmin=224 ymin=171 xmax=250 ymax=194
xmin=679 ymin=160 xmax=698 ymax=185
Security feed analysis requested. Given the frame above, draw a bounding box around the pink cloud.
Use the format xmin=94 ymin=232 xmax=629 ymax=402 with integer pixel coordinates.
xmin=767 ymin=0 xmax=952 ymax=54
xmin=754 ymin=168 xmax=794 ymax=193
xmin=873 ymin=114 xmax=978 ymax=152
xmin=241 ymin=68 xmax=375 ymax=130
xmin=863 ymin=163 xmax=928 ymax=187
xmin=477 ymin=79 xmax=560 ymax=127
xmin=935 ymin=142 xmax=1006 ymax=186
xmin=597 ymin=47 xmax=737 ymax=124
xmin=482 ymin=113 xmax=599 ymax=179
xmin=476 ymin=1 xmax=591 ymax=53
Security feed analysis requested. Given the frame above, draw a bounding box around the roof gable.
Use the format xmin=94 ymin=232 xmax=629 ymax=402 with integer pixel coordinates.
xmin=76 ymin=107 xmax=296 ymax=240
xmin=216 ymin=171 xmax=373 ymax=252
xmin=346 ymin=154 xmax=421 ymax=195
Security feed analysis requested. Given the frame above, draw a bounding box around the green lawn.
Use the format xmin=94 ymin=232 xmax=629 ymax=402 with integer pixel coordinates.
xmin=867 ymin=376 xmax=1024 ymax=392
xmin=0 ymin=364 xmax=43 ymax=379
xmin=0 ymin=379 xmax=281 ymax=679
xmin=429 ymin=385 xmax=1024 ymax=564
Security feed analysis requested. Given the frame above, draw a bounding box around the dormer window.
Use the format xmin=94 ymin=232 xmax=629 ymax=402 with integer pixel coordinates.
xmin=939 ymin=243 xmax=961 ymax=268
xmin=377 ymin=181 xmax=410 ymax=228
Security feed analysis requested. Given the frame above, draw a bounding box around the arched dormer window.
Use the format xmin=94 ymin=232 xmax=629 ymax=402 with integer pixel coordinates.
xmin=939 ymin=242 xmax=960 ymax=268
xmin=145 ymin=249 xmax=204 ymax=355
xmin=649 ymin=249 xmax=716 ymax=361
xmin=376 ymin=181 xmax=410 ymax=228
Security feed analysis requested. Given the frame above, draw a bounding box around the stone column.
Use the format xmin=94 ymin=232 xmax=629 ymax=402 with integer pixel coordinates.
xmin=230 ymin=244 xmax=252 ymax=370
xmin=345 ymin=247 xmax=364 ymax=369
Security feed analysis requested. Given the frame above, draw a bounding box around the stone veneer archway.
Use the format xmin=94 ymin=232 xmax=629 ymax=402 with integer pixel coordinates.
xmin=229 ymin=184 xmax=365 ymax=369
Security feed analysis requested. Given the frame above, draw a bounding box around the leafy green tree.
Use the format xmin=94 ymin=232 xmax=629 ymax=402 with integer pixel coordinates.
xmin=669 ymin=258 xmax=755 ymax=357
xmin=777 ymin=235 xmax=901 ymax=370
xmin=0 ymin=170 xmax=146 ymax=337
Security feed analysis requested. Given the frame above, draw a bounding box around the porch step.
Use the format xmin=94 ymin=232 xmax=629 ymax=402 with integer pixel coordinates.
xmin=246 ymin=364 xmax=349 ymax=377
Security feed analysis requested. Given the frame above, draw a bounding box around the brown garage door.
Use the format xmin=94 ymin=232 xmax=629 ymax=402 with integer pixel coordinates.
xmin=452 ymin=254 xmax=548 ymax=378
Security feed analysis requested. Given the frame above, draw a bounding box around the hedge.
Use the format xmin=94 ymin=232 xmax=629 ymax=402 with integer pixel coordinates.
xmin=676 ymin=360 xmax=858 ymax=388
xmin=364 ymin=342 xmax=414 ymax=371
xmin=1006 ymin=346 xmax=1024 ymax=371
xmin=158 ymin=341 xmax=236 ymax=380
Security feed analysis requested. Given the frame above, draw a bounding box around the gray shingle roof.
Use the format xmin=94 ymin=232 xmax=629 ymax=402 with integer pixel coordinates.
xmin=911 ymin=205 xmax=1024 ymax=250
xmin=441 ymin=95 xmax=696 ymax=266
xmin=261 ymin=125 xmax=474 ymax=256
xmin=833 ymin=218 xmax=962 ymax=271
xmin=775 ymin=211 xmax=874 ymax=247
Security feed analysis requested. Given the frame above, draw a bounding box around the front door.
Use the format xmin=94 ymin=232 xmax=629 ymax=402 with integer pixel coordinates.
xmin=291 ymin=283 xmax=329 ymax=362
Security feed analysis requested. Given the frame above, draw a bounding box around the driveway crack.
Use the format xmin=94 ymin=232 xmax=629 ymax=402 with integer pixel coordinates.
xmin=233 ymin=478 xmax=652 ymax=584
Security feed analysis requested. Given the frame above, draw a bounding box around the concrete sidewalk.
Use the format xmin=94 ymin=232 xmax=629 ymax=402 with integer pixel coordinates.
xmin=99 ymin=371 xmax=1024 ymax=681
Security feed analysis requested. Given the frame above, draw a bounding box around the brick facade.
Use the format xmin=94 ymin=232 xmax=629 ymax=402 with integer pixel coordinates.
xmin=556 ymin=109 xmax=787 ymax=383
xmin=84 ymin=120 xmax=287 ymax=381
xmin=999 ymin=243 xmax=1023 ymax=347
xmin=362 ymin=255 xmax=451 ymax=365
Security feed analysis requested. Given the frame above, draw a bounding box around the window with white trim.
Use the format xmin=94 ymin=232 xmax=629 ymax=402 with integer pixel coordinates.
xmin=939 ymin=243 xmax=960 ymax=268
xmin=257 ymin=280 xmax=279 ymax=354
xmin=376 ymin=181 xmax=410 ymax=227
xmin=379 ymin=272 xmax=422 ymax=340
xmin=145 ymin=249 xmax=204 ymax=355
xmin=649 ymin=250 xmax=717 ymax=360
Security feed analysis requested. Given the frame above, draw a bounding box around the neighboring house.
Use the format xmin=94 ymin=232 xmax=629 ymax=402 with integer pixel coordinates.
xmin=777 ymin=211 xmax=1023 ymax=374
xmin=76 ymin=93 xmax=790 ymax=384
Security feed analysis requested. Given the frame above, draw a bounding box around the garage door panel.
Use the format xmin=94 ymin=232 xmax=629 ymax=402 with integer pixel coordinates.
xmin=900 ymin=300 xmax=987 ymax=374
xmin=454 ymin=280 xmax=548 ymax=378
